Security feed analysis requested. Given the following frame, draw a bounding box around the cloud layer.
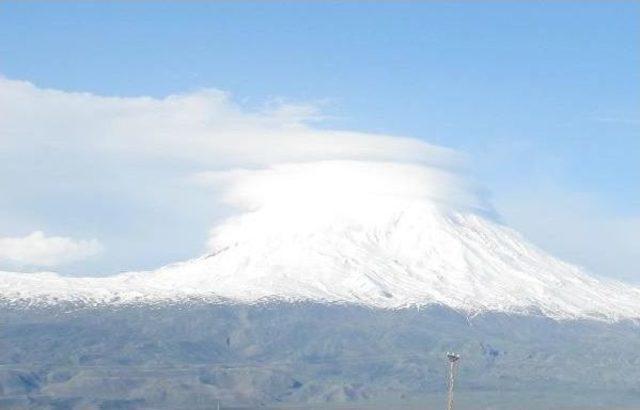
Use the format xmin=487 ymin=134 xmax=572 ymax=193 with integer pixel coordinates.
xmin=195 ymin=160 xmax=487 ymax=220
xmin=0 ymin=231 xmax=102 ymax=267
xmin=0 ymin=76 xmax=635 ymax=282
xmin=0 ymin=77 xmax=459 ymax=168
xmin=0 ymin=77 xmax=471 ymax=274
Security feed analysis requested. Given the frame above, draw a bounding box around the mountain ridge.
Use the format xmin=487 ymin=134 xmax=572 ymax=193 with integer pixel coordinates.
xmin=2 ymin=200 xmax=639 ymax=321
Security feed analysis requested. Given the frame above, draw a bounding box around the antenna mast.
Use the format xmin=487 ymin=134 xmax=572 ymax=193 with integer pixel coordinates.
xmin=446 ymin=352 xmax=460 ymax=410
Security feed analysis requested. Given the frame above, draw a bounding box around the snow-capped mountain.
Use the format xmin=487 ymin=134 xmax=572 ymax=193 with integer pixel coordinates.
xmin=2 ymin=162 xmax=640 ymax=409
xmin=1 ymin=161 xmax=638 ymax=320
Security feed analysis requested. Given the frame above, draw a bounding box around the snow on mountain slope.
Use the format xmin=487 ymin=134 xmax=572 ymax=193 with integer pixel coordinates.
xmin=1 ymin=161 xmax=639 ymax=320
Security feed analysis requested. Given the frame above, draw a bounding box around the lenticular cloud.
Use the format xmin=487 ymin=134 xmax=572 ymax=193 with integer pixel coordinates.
xmin=201 ymin=161 xmax=485 ymax=212
xmin=194 ymin=160 xmax=490 ymax=241
xmin=0 ymin=77 xmax=459 ymax=168
xmin=0 ymin=77 xmax=463 ymax=272
xmin=2 ymin=78 xmax=640 ymax=322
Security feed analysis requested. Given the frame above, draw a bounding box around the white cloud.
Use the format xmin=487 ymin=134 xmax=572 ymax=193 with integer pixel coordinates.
xmin=0 ymin=231 xmax=103 ymax=267
xmin=0 ymin=77 xmax=459 ymax=168
xmin=193 ymin=160 xmax=489 ymax=251
xmin=0 ymin=76 xmax=635 ymax=284
xmin=195 ymin=160 xmax=486 ymax=213
xmin=0 ymin=76 xmax=463 ymax=274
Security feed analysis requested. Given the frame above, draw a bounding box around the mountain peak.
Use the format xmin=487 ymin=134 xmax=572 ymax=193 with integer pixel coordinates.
xmin=2 ymin=197 xmax=639 ymax=321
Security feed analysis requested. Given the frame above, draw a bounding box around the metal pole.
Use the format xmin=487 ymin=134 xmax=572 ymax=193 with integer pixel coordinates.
xmin=447 ymin=361 xmax=455 ymax=410
xmin=446 ymin=352 xmax=460 ymax=410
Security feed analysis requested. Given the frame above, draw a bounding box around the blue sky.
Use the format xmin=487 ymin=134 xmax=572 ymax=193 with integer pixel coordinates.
xmin=0 ymin=2 xmax=638 ymax=281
